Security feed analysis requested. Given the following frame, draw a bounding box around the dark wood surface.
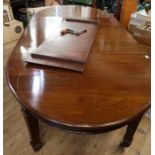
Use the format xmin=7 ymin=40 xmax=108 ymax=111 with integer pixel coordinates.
xmin=31 ymin=19 xmax=97 ymax=64
xmin=25 ymin=17 xmax=99 ymax=72
xmin=6 ymin=6 xmax=150 ymax=133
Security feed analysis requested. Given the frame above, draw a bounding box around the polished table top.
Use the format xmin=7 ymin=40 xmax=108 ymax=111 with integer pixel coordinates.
xmin=6 ymin=5 xmax=150 ymax=132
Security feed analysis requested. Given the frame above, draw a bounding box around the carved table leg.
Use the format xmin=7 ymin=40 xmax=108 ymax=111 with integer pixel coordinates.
xmin=21 ymin=106 xmax=43 ymax=151
xmin=120 ymin=114 xmax=143 ymax=147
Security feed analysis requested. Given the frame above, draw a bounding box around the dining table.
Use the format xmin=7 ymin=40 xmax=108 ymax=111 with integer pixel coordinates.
xmin=6 ymin=5 xmax=151 ymax=152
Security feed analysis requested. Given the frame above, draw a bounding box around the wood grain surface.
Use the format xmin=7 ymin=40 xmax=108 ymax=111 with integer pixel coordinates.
xmin=6 ymin=5 xmax=150 ymax=132
xmin=31 ymin=20 xmax=97 ymax=63
xmin=25 ymin=17 xmax=99 ymax=72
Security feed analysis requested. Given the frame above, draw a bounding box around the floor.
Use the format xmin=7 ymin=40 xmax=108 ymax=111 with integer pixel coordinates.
xmin=4 ymin=41 xmax=151 ymax=155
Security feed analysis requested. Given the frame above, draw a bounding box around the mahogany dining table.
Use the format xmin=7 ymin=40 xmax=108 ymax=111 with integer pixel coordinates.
xmin=6 ymin=5 xmax=150 ymax=151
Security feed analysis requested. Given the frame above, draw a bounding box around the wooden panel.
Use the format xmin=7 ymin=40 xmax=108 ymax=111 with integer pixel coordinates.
xmin=120 ymin=0 xmax=138 ymax=29
xmin=25 ymin=18 xmax=99 ymax=72
xmin=25 ymin=55 xmax=85 ymax=72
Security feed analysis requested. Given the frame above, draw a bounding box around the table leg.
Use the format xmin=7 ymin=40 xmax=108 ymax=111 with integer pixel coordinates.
xmin=21 ymin=106 xmax=43 ymax=152
xmin=120 ymin=114 xmax=143 ymax=147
